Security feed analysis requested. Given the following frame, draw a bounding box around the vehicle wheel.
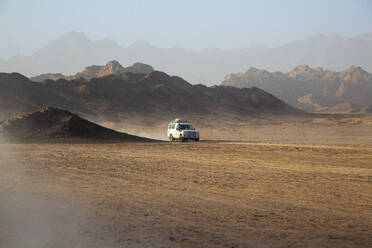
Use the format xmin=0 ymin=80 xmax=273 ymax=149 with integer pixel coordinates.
xmin=195 ymin=138 xmax=199 ymax=142
xmin=169 ymin=134 xmax=174 ymax=142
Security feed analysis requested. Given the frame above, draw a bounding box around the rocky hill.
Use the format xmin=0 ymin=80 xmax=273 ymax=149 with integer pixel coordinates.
xmin=0 ymin=107 xmax=152 ymax=142
xmin=221 ymin=65 xmax=372 ymax=113
xmin=0 ymin=70 xmax=301 ymax=122
xmin=30 ymin=60 xmax=154 ymax=81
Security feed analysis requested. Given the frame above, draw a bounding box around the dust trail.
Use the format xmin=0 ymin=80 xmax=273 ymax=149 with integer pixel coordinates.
xmin=0 ymin=190 xmax=83 ymax=248
xmin=99 ymin=120 xmax=169 ymax=141
xmin=0 ymin=140 xmax=118 ymax=248
xmin=0 ymin=140 xmax=78 ymax=248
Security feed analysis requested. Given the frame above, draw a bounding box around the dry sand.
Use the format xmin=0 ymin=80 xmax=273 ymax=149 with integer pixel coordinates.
xmin=0 ymin=117 xmax=372 ymax=247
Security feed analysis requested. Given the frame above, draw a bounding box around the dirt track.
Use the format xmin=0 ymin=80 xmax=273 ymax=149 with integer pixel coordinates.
xmin=1 ymin=140 xmax=371 ymax=247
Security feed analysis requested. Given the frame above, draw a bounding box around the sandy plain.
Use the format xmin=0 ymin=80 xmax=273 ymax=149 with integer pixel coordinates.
xmin=0 ymin=116 xmax=372 ymax=248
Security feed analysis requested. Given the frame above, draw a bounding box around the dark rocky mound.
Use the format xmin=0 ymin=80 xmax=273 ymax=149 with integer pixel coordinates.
xmin=0 ymin=107 xmax=153 ymax=142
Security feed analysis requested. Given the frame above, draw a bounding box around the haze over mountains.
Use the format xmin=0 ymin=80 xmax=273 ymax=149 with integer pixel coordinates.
xmin=221 ymin=65 xmax=372 ymax=113
xmin=1 ymin=31 xmax=371 ymax=85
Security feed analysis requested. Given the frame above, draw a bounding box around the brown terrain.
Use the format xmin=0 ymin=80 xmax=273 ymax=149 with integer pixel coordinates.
xmin=221 ymin=65 xmax=372 ymax=113
xmin=0 ymin=109 xmax=372 ymax=247
xmin=1 ymin=63 xmax=372 ymax=247
xmin=0 ymin=68 xmax=299 ymax=121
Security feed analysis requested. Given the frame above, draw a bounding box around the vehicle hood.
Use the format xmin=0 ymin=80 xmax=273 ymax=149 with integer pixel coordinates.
xmin=182 ymin=130 xmax=199 ymax=133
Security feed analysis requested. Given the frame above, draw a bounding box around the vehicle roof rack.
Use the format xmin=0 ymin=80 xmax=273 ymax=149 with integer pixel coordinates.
xmin=174 ymin=118 xmax=189 ymax=123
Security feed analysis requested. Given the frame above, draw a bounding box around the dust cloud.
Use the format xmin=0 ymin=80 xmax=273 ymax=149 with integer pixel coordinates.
xmin=0 ymin=139 xmax=116 ymax=248
xmin=0 ymin=190 xmax=84 ymax=248
xmin=99 ymin=120 xmax=168 ymax=141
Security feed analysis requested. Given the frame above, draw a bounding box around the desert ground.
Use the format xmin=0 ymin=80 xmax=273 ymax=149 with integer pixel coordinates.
xmin=1 ymin=115 xmax=372 ymax=248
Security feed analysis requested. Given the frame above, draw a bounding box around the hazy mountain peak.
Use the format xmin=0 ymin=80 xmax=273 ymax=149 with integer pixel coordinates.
xmin=50 ymin=31 xmax=92 ymax=46
xmin=94 ymin=38 xmax=122 ymax=49
xmin=129 ymin=39 xmax=156 ymax=50
xmin=292 ymin=64 xmax=312 ymax=73
xmin=308 ymin=33 xmax=342 ymax=41
xmin=246 ymin=67 xmax=262 ymax=73
xmin=308 ymin=33 xmax=326 ymax=40
xmin=65 ymin=31 xmax=90 ymax=40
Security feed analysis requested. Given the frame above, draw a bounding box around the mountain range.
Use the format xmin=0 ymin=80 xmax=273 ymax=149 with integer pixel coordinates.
xmin=1 ymin=31 xmax=371 ymax=85
xmin=0 ymin=64 xmax=299 ymax=122
xmin=30 ymin=60 xmax=154 ymax=81
xmin=221 ymin=65 xmax=372 ymax=113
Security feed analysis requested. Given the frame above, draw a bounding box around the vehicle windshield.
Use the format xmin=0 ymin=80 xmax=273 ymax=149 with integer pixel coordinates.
xmin=179 ymin=124 xmax=194 ymax=130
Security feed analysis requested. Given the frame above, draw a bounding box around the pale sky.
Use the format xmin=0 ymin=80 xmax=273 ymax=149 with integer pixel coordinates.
xmin=0 ymin=0 xmax=371 ymax=58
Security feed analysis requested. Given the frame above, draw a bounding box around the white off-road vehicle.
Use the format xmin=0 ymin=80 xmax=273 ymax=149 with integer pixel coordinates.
xmin=167 ymin=119 xmax=199 ymax=142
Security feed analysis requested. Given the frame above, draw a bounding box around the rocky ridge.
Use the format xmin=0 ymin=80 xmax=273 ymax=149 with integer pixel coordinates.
xmin=221 ymin=65 xmax=372 ymax=113
xmin=30 ymin=60 xmax=154 ymax=81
